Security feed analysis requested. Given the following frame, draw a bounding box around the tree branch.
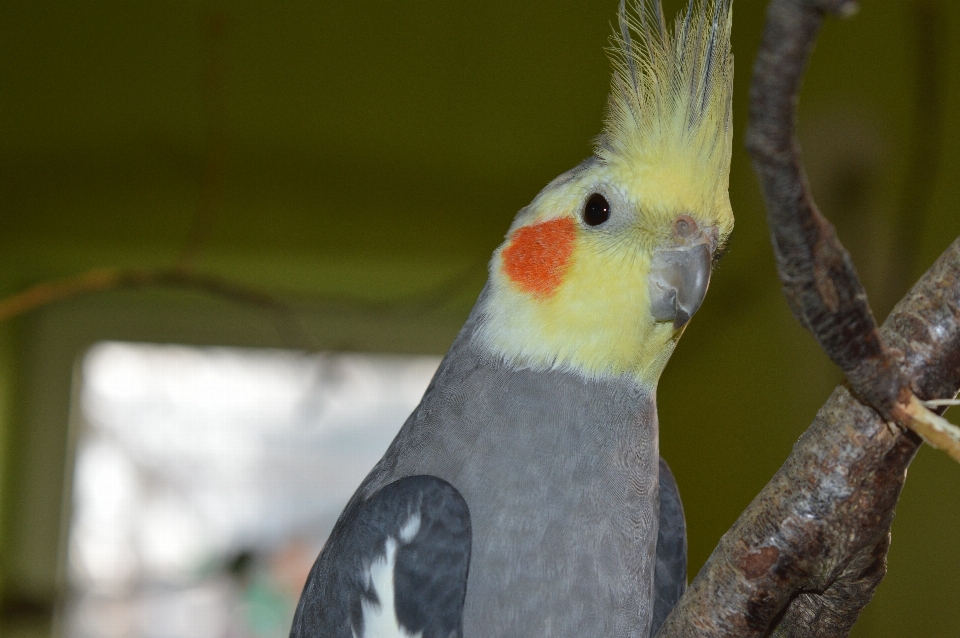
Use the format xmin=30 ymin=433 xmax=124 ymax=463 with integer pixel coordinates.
xmin=0 ymin=259 xmax=486 ymax=349
xmin=659 ymin=238 xmax=960 ymax=637
xmin=744 ymin=0 xmax=960 ymax=457
xmin=657 ymin=0 xmax=960 ymax=634
xmin=746 ymin=0 xmax=909 ymax=421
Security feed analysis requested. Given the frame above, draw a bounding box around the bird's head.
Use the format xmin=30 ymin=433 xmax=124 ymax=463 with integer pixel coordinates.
xmin=475 ymin=0 xmax=733 ymax=387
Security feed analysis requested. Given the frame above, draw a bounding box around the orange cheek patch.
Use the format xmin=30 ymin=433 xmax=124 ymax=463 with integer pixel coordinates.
xmin=501 ymin=217 xmax=577 ymax=297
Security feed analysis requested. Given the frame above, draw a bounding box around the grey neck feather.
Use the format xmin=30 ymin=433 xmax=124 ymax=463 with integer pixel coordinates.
xmin=358 ymin=284 xmax=661 ymax=638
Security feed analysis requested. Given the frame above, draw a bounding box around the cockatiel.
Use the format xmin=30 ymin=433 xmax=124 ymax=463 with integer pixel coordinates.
xmin=291 ymin=0 xmax=733 ymax=636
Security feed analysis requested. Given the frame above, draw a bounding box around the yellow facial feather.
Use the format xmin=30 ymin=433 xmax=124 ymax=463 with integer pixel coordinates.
xmin=479 ymin=215 xmax=680 ymax=386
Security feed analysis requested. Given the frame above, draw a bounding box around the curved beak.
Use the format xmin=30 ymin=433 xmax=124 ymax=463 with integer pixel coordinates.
xmin=648 ymin=242 xmax=712 ymax=329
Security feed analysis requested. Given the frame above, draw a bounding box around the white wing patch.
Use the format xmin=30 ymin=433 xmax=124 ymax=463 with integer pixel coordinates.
xmin=398 ymin=512 xmax=421 ymax=543
xmin=353 ymin=513 xmax=423 ymax=638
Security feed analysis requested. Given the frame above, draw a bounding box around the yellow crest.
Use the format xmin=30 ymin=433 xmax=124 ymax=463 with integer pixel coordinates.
xmin=597 ymin=0 xmax=734 ymax=225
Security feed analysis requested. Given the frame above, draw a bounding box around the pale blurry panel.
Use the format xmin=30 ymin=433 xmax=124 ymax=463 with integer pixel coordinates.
xmin=62 ymin=343 xmax=440 ymax=638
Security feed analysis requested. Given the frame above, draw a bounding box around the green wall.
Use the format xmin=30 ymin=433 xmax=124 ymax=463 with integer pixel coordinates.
xmin=2 ymin=1 xmax=959 ymax=635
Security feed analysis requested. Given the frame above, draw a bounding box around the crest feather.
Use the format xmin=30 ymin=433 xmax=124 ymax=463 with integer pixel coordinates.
xmin=597 ymin=0 xmax=733 ymax=204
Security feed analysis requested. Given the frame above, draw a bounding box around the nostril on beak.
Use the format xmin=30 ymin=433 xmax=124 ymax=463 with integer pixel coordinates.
xmin=672 ymin=214 xmax=699 ymax=241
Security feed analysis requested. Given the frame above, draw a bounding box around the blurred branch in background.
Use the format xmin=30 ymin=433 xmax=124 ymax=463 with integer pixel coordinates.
xmin=882 ymin=0 xmax=945 ymax=313
xmin=0 ymin=268 xmax=313 ymax=349
xmin=0 ymin=9 xmax=489 ymax=354
xmin=0 ymin=259 xmax=486 ymax=350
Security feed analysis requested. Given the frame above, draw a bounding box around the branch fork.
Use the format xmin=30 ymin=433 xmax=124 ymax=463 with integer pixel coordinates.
xmin=657 ymin=0 xmax=960 ymax=635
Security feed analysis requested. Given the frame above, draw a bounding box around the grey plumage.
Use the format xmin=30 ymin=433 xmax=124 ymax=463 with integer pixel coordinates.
xmin=291 ymin=475 xmax=471 ymax=638
xmin=291 ymin=289 xmax=688 ymax=638
xmin=287 ymin=0 xmax=734 ymax=634
xmin=651 ymin=458 xmax=688 ymax=636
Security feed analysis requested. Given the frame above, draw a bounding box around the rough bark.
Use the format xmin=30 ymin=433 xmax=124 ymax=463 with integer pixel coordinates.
xmin=658 ymin=239 xmax=960 ymax=637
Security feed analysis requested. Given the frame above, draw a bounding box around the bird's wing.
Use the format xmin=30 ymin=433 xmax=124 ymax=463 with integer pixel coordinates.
xmin=650 ymin=456 xmax=688 ymax=637
xmin=290 ymin=475 xmax=472 ymax=638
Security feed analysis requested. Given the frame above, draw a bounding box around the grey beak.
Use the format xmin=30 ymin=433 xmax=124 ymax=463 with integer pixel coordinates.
xmin=648 ymin=243 xmax=712 ymax=329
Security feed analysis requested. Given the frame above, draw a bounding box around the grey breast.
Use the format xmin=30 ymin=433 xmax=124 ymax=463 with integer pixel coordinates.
xmin=356 ymin=305 xmax=662 ymax=638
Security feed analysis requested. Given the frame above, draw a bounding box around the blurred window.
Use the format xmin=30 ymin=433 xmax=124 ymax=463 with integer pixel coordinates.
xmin=61 ymin=342 xmax=440 ymax=638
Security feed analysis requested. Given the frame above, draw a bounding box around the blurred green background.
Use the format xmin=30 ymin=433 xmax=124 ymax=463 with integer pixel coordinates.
xmin=1 ymin=0 xmax=959 ymax=636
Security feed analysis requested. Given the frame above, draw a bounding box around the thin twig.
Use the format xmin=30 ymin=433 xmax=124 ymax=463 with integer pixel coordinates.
xmin=922 ymin=399 xmax=960 ymax=407
xmin=901 ymin=394 xmax=960 ymax=462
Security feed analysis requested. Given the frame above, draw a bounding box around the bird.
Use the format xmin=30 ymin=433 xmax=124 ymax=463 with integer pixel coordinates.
xmin=290 ymin=0 xmax=733 ymax=636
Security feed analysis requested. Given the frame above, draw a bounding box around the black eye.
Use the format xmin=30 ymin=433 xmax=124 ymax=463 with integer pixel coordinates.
xmin=583 ymin=193 xmax=610 ymax=226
